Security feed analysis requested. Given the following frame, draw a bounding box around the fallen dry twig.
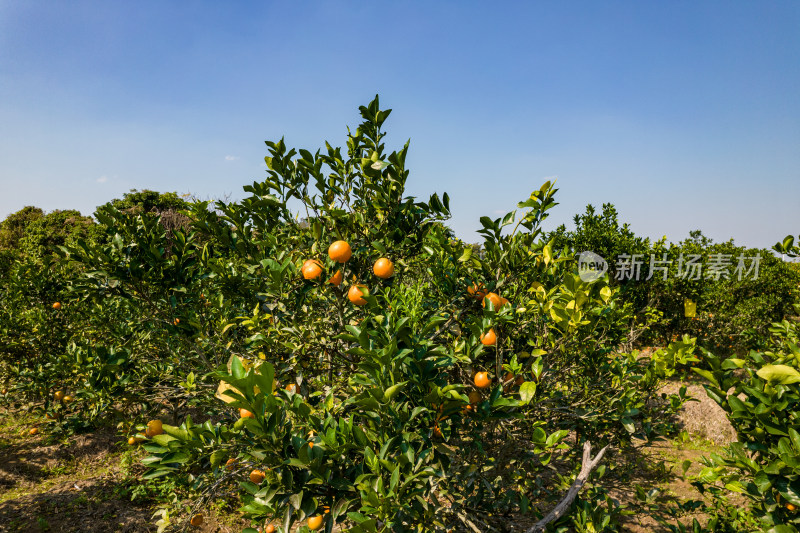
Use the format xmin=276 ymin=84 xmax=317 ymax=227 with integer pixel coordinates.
xmin=527 ymin=440 xmax=610 ymax=533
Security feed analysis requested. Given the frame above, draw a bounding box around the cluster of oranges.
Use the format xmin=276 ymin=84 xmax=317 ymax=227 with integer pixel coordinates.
xmin=469 ymin=283 xmax=513 ymax=392
xmin=130 ymin=414 xmax=331 ymax=533
xmin=247 ymin=467 xmax=325 ymax=530
xmin=30 ymin=389 xmax=75 ymax=435
xmin=128 ymin=419 xmax=164 ymax=445
xmin=468 ymin=283 xmax=510 ymax=348
xmin=301 ymin=240 xmax=394 ymax=307
xmin=432 ymin=368 xmax=525 ymax=438
xmin=460 ymin=390 xmax=483 ymax=415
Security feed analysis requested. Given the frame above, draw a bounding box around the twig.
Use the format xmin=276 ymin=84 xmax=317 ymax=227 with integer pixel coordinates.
xmin=526 ymin=440 xmax=610 ymax=533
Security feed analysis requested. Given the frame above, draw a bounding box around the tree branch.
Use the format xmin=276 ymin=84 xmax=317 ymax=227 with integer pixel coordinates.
xmin=526 ymin=440 xmax=610 ymax=533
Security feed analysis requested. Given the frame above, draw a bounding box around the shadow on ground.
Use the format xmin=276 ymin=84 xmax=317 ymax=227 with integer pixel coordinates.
xmin=0 ymin=478 xmax=154 ymax=533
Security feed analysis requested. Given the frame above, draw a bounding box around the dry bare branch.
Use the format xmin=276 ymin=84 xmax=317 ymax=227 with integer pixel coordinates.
xmin=526 ymin=440 xmax=610 ymax=533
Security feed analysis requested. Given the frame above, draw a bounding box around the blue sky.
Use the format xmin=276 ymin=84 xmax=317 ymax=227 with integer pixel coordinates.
xmin=1 ymin=1 xmax=798 ymax=249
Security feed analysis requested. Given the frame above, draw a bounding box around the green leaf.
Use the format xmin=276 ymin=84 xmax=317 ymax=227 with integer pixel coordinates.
xmin=383 ymin=382 xmax=406 ymax=402
xmin=769 ymin=525 xmax=799 ymax=533
xmin=599 ymin=286 xmax=611 ymax=303
xmin=289 ymin=491 xmax=303 ymax=510
xmin=621 ymin=417 xmax=635 ymax=434
xmin=691 ymin=368 xmax=719 ymax=388
xmin=757 ymin=365 xmax=800 ymax=385
xmin=519 ymin=382 xmax=537 ymax=403
xmin=210 ymin=450 xmax=225 ymax=468
xmin=151 ymin=434 xmax=178 ymax=447
xmin=162 ymin=424 xmax=189 ymax=441
xmin=543 ymin=244 xmax=552 ymax=266
xmin=253 ymin=362 xmax=276 ymax=395
xmin=231 ymin=356 xmax=245 ymax=380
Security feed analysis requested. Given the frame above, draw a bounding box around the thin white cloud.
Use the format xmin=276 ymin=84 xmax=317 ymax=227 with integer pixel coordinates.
xmin=97 ymin=175 xmax=108 ymax=183
xmin=225 ymin=155 xmax=239 ymax=161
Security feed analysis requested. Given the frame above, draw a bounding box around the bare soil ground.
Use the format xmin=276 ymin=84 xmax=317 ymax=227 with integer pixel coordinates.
xmin=614 ymin=374 xmax=740 ymax=533
xmin=0 ymin=411 xmax=250 ymax=533
xmin=0 ymin=374 xmax=739 ymax=533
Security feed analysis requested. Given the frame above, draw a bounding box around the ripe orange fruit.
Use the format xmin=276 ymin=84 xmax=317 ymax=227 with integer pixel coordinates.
xmin=482 ymin=292 xmax=503 ymax=309
xmin=173 ymin=318 xmax=180 ymax=325
xmin=327 ymin=269 xmax=343 ymax=286
xmin=265 ymin=525 xmax=276 ymax=533
xmin=308 ymin=441 xmax=314 ymax=449
xmin=52 ymin=302 xmax=61 ymax=310
xmin=302 ymin=259 xmax=323 ymax=280
xmin=480 ymin=328 xmax=497 ymax=346
xmin=474 ymin=372 xmax=491 ymax=389
xmin=250 ymin=469 xmax=266 ymax=484
xmin=285 ymin=384 xmax=298 ymax=393
xmin=145 ymin=419 xmax=163 ymax=438
xmin=328 ymin=241 xmax=352 ymax=263
xmin=54 ymin=391 xmax=64 ymax=401
xmin=63 ymin=395 xmax=73 ymax=403
xmin=225 ymin=458 xmax=237 ymax=470
xmin=128 ymin=436 xmax=142 ymax=445
xmin=788 ymin=503 xmax=798 ymax=512
xmin=373 ymin=258 xmax=394 ymax=279
xmin=29 ymin=427 xmax=39 ymax=436
xmin=348 ymin=284 xmax=368 ymax=306
xmin=467 ymin=283 xmax=487 ymax=300
xmin=468 ymin=391 xmax=481 ymax=405
xmin=239 ymin=408 xmax=254 ymax=418
xmin=433 ymin=426 xmax=443 ymax=438
xmin=307 ymin=515 xmax=324 ymax=530
xmin=190 ymin=513 xmax=203 ymax=526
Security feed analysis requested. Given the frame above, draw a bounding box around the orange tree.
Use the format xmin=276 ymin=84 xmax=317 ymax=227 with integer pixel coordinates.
xmin=679 ymin=311 xmax=800 ymax=532
xmin=137 ymin=97 xmax=690 ymax=532
xmin=671 ymin=234 xmax=800 ymax=532
xmin=0 ymin=208 xmax=116 ymax=430
xmin=51 ymin=198 xmax=224 ymax=427
xmin=0 ymin=192 xmax=226 ymax=434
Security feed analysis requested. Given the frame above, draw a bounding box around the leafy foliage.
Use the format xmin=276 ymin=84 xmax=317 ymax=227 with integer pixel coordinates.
xmin=1 ymin=97 xmax=795 ymax=532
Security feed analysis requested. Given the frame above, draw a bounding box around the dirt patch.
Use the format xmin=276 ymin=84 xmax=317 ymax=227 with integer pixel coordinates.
xmin=0 ymin=407 xmax=250 ymax=533
xmin=660 ymin=378 xmax=737 ymax=445
xmin=0 ymin=478 xmax=154 ymax=533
